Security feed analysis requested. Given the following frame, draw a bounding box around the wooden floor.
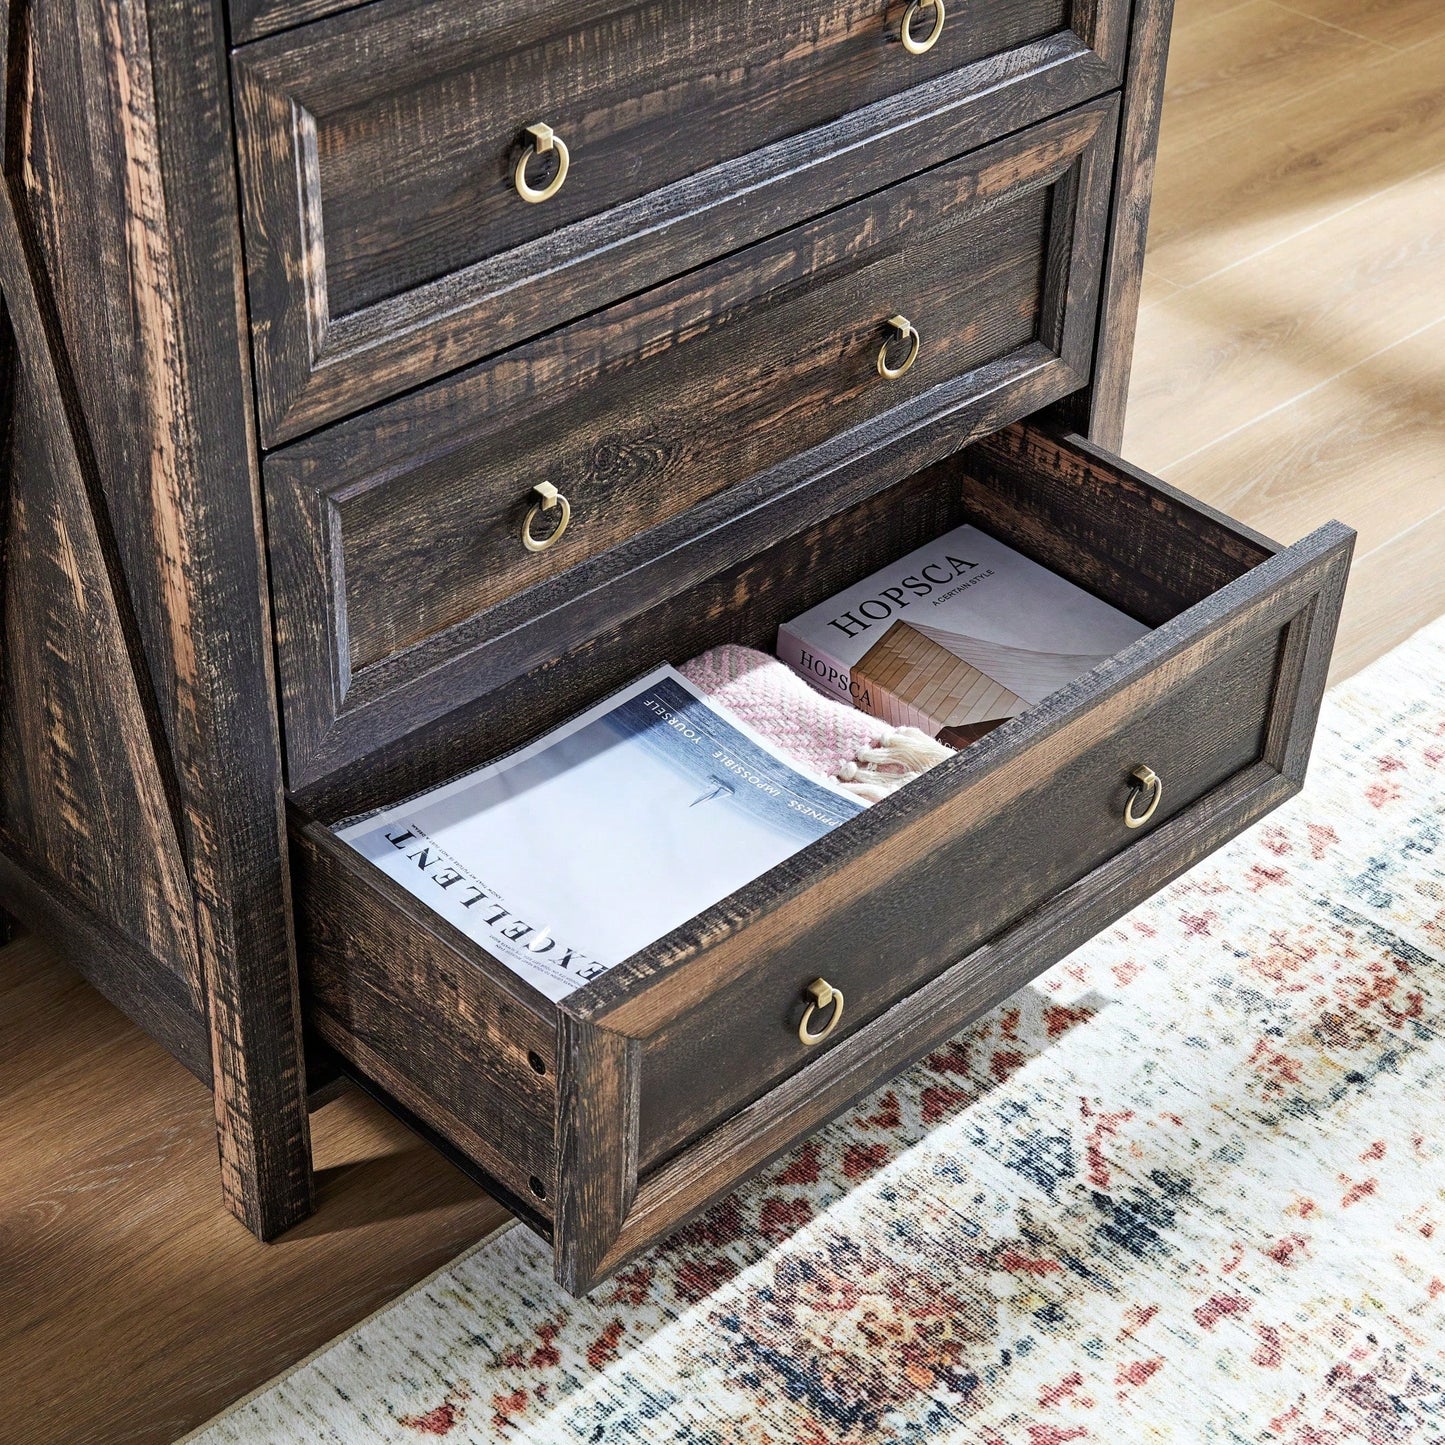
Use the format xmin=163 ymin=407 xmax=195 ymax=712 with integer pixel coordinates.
xmin=1124 ymin=0 xmax=1445 ymax=679
xmin=4 ymin=3 xmax=1443 ymax=1441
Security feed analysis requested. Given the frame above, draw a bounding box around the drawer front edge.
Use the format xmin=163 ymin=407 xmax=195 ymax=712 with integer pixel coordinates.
xmin=268 ymin=101 xmax=1120 ymax=788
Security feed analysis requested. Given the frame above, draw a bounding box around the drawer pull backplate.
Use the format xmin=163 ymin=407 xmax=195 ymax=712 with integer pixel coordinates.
xmin=798 ymin=977 xmax=845 ymax=1046
xmin=514 ymin=123 xmax=570 ymax=204
xmin=522 ymin=482 xmax=572 ymax=553
xmin=900 ymin=0 xmax=946 ymax=55
xmin=1124 ymin=764 xmax=1163 ymax=829
xmin=877 ymin=313 xmax=921 ymax=379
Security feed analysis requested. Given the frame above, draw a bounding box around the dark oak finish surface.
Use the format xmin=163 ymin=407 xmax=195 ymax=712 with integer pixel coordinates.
xmin=294 ymin=426 xmax=1354 ymax=1292
xmin=267 ymin=101 xmax=1119 ymax=785
xmin=294 ymin=822 xmax=559 ymax=1216
xmin=638 ymin=629 xmax=1278 ymax=1167
xmin=1067 ymin=0 xmax=1177 ymax=446
xmin=233 ymin=0 xmax=1127 ymax=439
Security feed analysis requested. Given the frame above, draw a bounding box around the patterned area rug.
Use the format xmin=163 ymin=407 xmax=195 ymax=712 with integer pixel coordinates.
xmin=192 ymin=618 xmax=1445 ymax=1445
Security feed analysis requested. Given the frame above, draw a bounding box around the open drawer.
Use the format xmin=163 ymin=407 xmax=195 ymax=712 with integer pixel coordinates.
xmin=290 ymin=424 xmax=1352 ymax=1295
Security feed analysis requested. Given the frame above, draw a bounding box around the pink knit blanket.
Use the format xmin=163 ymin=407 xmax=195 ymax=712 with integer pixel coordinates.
xmin=679 ymin=644 xmax=952 ymax=803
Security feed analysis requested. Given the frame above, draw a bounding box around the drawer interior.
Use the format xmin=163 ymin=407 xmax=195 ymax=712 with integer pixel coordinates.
xmin=292 ymin=423 xmax=1352 ymax=1290
xmin=294 ymin=425 xmax=1282 ymax=825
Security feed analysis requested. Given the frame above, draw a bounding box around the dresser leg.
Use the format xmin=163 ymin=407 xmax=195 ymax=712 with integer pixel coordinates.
xmin=211 ymin=1075 xmax=315 ymax=1242
xmin=200 ymin=892 xmax=317 ymax=1241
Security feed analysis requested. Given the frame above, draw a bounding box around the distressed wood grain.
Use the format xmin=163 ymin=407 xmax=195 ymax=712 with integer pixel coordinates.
xmin=267 ymin=100 xmax=1119 ymax=785
xmin=0 ymin=0 xmax=311 ymax=1238
xmin=233 ymin=0 xmax=1127 ymax=439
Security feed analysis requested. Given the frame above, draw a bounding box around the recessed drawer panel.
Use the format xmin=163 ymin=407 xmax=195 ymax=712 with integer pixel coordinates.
xmin=290 ymin=424 xmax=1354 ymax=1296
xmin=267 ymin=102 xmax=1118 ymax=788
xmin=233 ymin=0 xmax=1128 ymax=438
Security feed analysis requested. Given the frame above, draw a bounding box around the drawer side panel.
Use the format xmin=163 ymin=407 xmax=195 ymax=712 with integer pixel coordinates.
xmin=293 ymin=816 xmax=559 ymax=1213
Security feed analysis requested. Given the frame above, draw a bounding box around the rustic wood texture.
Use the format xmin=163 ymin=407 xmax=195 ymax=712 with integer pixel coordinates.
xmin=295 ymin=461 xmax=1005 ymax=824
xmin=253 ymin=0 xmax=1071 ymax=316
xmin=293 ymin=811 xmax=559 ymax=1215
xmin=0 ymin=269 xmax=201 ymax=1021
xmin=556 ymin=512 xmax=1351 ymax=1291
xmin=268 ymin=100 xmax=1119 ymax=786
xmin=229 ymin=0 xmax=357 ymax=44
xmin=336 ymin=186 xmax=1055 ymax=667
xmin=0 ymin=933 xmax=511 ymax=1445
xmin=596 ymin=758 xmax=1297 ymax=1280
xmin=0 ymin=0 xmax=311 ymax=1238
xmin=0 ymin=0 xmax=203 ymax=1058
xmin=0 ymin=850 xmax=209 ymax=1077
xmin=233 ymin=0 xmax=1126 ymax=440
xmin=554 ymin=1017 xmax=640 ymax=1294
xmin=1125 ymin=0 xmax=1445 ymax=684
xmin=1071 ymin=0 xmax=1174 ymax=446
xmin=637 ymin=626 xmax=1280 ymax=1170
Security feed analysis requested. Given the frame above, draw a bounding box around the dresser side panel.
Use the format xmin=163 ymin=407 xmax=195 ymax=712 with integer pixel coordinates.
xmin=0 ymin=0 xmax=314 ymax=1236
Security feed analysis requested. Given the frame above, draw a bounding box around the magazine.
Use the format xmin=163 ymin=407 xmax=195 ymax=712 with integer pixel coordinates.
xmin=336 ymin=667 xmax=865 ymax=1001
xmin=777 ymin=523 xmax=1150 ymax=748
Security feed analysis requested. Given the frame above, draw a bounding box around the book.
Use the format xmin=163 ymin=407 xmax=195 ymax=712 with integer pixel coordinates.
xmin=777 ymin=523 xmax=1150 ymax=747
xmin=335 ymin=667 xmax=865 ymax=1001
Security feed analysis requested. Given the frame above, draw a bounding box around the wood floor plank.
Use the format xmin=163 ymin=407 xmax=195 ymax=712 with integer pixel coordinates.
xmin=1126 ymin=162 xmax=1445 ymax=467
xmin=1171 ymin=0 xmax=1256 ymax=32
xmin=1147 ymin=34 xmax=1445 ymax=286
xmin=1156 ymin=1 xmax=1390 ymax=153
xmin=1280 ymin=0 xmax=1445 ymax=51
xmin=1148 ymin=320 xmax=1445 ymax=557
xmin=1138 ymin=267 xmax=1184 ymax=313
xmin=0 ymin=942 xmax=510 ymax=1445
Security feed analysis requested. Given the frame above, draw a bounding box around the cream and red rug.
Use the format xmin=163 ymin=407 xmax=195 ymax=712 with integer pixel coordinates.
xmin=191 ymin=618 xmax=1445 ymax=1444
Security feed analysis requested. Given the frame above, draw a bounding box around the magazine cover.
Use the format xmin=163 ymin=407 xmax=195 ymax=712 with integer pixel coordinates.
xmin=336 ymin=667 xmax=864 ymax=1001
xmin=777 ymin=523 xmax=1150 ymax=746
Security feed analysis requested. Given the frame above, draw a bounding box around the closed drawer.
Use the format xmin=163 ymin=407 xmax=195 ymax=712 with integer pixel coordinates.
xmin=267 ymin=102 xmax=1118 ymax=787
xmin=233 ymin=0 xmax=1128 ymax=439
xmin=291 ymin=424 xmax=1354 ymax=1295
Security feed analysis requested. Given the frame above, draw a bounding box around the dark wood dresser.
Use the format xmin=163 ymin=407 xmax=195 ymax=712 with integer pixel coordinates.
xmin=0 ymin=0 xmax=1353 ymax=1294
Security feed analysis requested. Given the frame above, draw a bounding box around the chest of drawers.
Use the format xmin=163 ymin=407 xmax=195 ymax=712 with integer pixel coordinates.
xmin=0 ymin=0 xmax=1353 ymax=1293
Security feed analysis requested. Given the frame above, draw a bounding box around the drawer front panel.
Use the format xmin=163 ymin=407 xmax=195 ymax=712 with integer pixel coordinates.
xmin=268 ymin=103 xmax=1117 ymax=787
xmin=341 ymin=183 xmax=1051 ymax=669
xmin=637 ymin=628 xmax=1280 ymax=1169
xmin=234 ymin=0 xmax=1126 ymax=439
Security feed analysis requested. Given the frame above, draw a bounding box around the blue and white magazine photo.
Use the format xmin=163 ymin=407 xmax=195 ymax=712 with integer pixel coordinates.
xmin=337 ymin=667 xmax=864 ymax=1000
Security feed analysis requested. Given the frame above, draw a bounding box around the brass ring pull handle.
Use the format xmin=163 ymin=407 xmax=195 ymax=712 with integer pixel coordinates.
xmin=1124 ymin=764 xmax=1163 ymax=829
xmin=798 ymin=977 xmax=844 ymax=1047
xmin=514 ymin=123 xmax=570 ymax=204
xmin=900 ymin=0 xmax=946 ymax=54
xmin=521 ymin=482 xmax=571 ymax=553
xmin=877 ymin=314 xmax=921 ymax=379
